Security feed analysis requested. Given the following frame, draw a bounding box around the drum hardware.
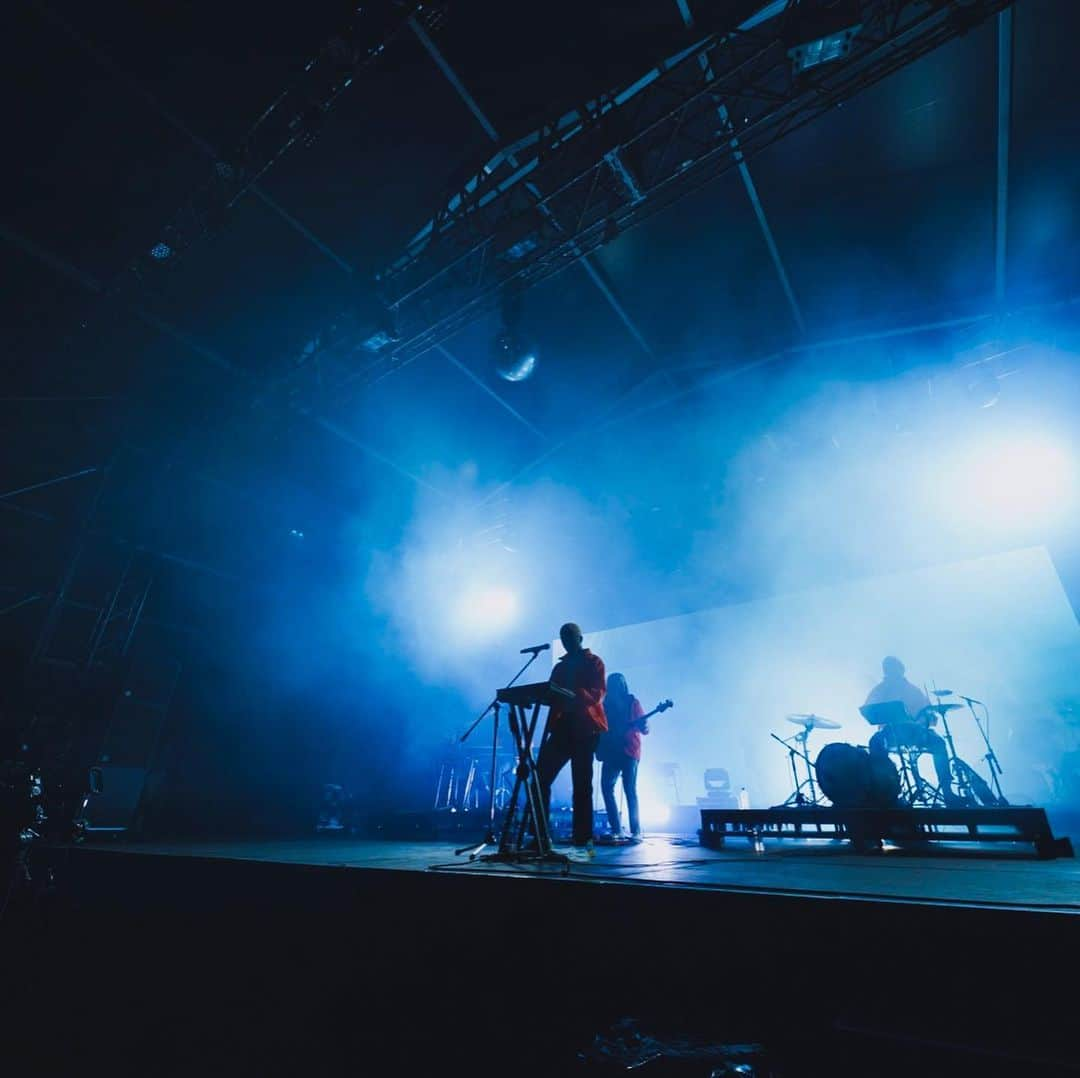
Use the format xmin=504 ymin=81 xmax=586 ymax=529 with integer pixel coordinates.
xmin=924 ymin=694 xmax=1001 ymax=808
xmin=787 ymin=714 xmax=842 ymax=730
xmin=959 ymin=694 xmax=1008 ymax=806
xmin=772 ymin=715 xmax=839 ymax=808
xmin=892 ymin=744 xmax=944 ymax=807
xmin=925 ymin=684 xmax=1007 ymax=805
xmin=860 ymin=681 xmax=1009 ymax=808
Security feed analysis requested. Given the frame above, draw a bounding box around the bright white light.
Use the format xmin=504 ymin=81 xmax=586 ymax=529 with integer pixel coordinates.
xmin=944 ymin=434 xmax=1075 ymax=531
xmin=636 ymin=774 xmax=673 ymax=828
xmin=453 ymin=586 xmax=519 ymax=643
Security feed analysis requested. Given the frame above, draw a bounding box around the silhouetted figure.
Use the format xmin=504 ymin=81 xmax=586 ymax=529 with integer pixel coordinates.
xmin=597 ymin=673 xmax=648 ymax=842
xmin=866 ymin=656 xmax=958 ymax=805
xmin=537 ymin=623 xmax=606 ymax=846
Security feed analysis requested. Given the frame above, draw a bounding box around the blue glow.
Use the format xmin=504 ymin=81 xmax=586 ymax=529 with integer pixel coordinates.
xmin=454 ymin=586 xmax=519 ymax=641
xmin=585 ymin=547 xmax=1080 ymax=814
xmin=498 ymin=352 xmax=536 ymax=382
xmin=942 ymin=434 xmax=1076 ymax=532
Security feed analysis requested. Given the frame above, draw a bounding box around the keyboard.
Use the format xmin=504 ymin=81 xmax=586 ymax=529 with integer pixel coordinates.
xmin=496 ymin=681 xmax=575 ymax=708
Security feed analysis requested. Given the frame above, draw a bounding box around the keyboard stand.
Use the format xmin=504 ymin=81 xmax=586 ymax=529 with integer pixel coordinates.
xmin=471 ymin=698 xmax=570 ymax=871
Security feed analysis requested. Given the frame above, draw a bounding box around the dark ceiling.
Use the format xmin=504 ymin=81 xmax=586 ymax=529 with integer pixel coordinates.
xmin=3 ymin=0 xmax=1079 ymax=638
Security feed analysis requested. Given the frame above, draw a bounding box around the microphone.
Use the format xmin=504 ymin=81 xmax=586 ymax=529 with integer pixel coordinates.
xmin=520 ymin=643 xmax=551 ymax=655
xmin=959 ymin=695 xmax=983 ymax=706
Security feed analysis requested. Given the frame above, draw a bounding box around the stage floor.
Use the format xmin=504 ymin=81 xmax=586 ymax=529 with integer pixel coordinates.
xmin=81 ymin=832 xmax=1080 ymax=913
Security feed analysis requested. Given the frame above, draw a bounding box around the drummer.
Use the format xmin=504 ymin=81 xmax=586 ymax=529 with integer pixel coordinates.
xmin=865 ymin=656 xmax=960 ymax=806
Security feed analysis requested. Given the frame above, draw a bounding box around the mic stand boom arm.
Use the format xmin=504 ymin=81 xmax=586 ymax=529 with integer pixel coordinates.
xmin=459 ymin=650 xmax=542 ymax=743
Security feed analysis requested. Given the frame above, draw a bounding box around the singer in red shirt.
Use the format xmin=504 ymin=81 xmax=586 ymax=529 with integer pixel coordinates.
xmin=537 ymin=622 xmax=606 ymax=846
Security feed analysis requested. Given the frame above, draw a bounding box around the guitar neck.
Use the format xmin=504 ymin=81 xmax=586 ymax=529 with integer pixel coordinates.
xmin=633 ymin=705 xmax=666 ymax=726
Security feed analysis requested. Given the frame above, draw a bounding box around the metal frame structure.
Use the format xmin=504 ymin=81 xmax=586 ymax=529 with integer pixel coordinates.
xmin=118 ymin=1 xmax=446 ymax=282
xmin=700 ymin=805 xmax=1075 ymax=858
xmin=362 ymin=0 xmax=1012 ymax=375
xmin=1 ymin=1 xmax=1022 ymax=506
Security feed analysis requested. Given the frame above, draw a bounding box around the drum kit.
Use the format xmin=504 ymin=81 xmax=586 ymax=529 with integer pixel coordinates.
xmin=771 ymin=687 xmax=1007 ymax=809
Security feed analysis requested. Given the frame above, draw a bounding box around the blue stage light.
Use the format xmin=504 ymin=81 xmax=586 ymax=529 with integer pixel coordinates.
xmin=149 ymin=242 xmax=173 ymax=260
xmin=945 ymin=434 xmax=1075 ymax=531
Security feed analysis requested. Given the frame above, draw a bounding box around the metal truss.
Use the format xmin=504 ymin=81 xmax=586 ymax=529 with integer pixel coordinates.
xmin=362 ymin=0 xmax=1012 ymax=376
xmin=127 ymin=1 xmax=446 ymax=282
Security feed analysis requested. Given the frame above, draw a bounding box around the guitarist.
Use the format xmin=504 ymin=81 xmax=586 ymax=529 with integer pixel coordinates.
xmin=597 ymin=673 xmax=649 ymax=843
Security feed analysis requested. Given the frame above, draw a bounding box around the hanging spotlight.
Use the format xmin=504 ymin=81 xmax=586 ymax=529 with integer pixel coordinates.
xmin=361 ymin=303 xmax=402 ymax=353
xmin=491 ymin=286 xmax=537 ymax=382
xmin=149 ymin=242 xmax=173 ymax=260
xmin=491 ymin=327 xmax=537 ymax=382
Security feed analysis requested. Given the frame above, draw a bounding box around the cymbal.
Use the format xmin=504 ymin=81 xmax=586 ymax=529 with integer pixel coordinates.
xmin=925 ymin=703 xmax=962 ymax=714
xmin=930 ymin=689 xmax=954 ymax=698
xmin=787 ymin=713 xmax=841 ymax=730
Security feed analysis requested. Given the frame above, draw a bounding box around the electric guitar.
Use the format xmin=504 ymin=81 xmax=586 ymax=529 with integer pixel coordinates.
xmin=596 ymin=699 xmax=674 ymax=762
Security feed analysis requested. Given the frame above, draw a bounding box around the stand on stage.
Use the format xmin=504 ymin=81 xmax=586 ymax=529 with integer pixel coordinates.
xmin=457 ymin=679 xmax=576 ymax=869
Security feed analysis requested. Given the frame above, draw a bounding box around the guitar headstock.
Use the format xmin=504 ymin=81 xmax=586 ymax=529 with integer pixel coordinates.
xmin=656 ymin=699 xmax=673 ymax=712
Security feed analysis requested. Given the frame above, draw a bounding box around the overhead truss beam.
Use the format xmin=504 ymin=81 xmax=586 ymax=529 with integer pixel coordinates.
xmin=409 ymin=13 xmax=657 ymax=367
xmin=362 ymin=0 xmax=1012 ymax=376
xmin=676 ymin=0 xmax=805 ymax=334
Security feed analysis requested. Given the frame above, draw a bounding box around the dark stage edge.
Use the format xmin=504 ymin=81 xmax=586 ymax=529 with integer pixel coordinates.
xmin=42 ymin=830 xmax=1080 ymax=910
xmin=6 ymin=832 xmax=1080 ymax=1076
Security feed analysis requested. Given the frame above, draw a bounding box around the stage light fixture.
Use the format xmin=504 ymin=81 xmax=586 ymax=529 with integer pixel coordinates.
xmin=491 ymin=327 xmax=537 ymax=382
xmin=784 ymin=0 xmax=862 ymax=75
xmin=502 ymin=233 xmax=541 ymax=261
xmin=492 ymin=285 xmax=536 ymax=382
xmin=149 ymin=242 xmax=173 ymax=260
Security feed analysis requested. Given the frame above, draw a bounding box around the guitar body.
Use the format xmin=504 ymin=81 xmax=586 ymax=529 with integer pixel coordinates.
xmin=596 ymin=699 xmax=673 ymax=762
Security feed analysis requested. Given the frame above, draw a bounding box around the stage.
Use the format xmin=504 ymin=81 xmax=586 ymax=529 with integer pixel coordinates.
xmin=49 ymin=831 xmax=1080 ymax=911
xmin=7 ymin=826 xmax=1080 ymax=1075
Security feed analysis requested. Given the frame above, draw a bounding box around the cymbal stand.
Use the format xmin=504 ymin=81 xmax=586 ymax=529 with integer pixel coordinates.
xmin=964 ymin=696 xmax=1008 ymax=805
xmin=454 ymin=649 xmax=543 ymax=859
xmin=771 ymin=730 xmax=821 ymax=807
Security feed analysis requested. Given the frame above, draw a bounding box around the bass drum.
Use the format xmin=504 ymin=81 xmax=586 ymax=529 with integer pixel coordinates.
xmin=815 ymin=742 xmax=900 ymax=808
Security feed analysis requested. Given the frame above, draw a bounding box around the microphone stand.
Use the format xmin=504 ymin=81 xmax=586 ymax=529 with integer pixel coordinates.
xmin=964 ymin=696 xmax=1008 ymax=806
xmin=454 ymin=648 xmax=545 ymax=858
